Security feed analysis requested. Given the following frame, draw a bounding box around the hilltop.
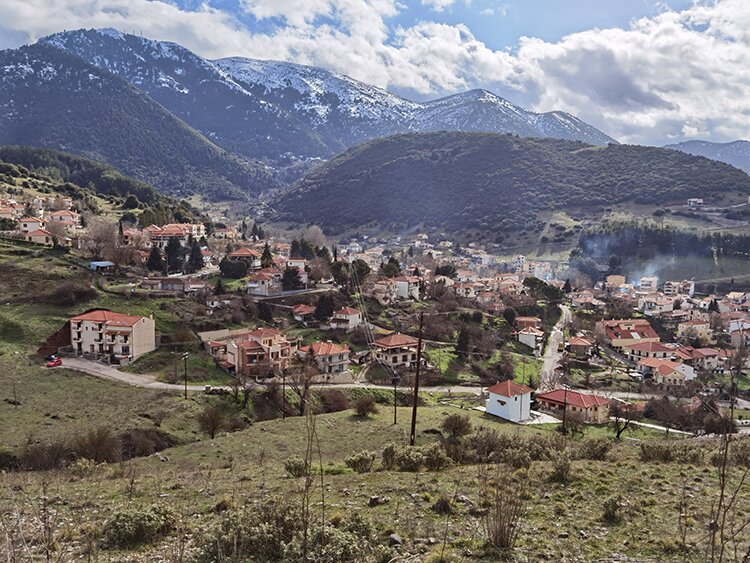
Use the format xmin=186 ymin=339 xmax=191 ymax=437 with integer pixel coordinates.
xmin=270 ymin=132 xmax=750 ymax=239
xmin=666 ymin=139 xmax=750 ymax=174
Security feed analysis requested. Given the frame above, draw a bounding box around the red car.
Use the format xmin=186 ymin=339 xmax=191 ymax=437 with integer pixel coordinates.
xmin=46 ymin=358 xmax=62 ymax=368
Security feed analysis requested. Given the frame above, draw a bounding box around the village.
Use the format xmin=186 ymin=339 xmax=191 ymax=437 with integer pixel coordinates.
xmin=5 ymin=185 xmax=746 ymax=437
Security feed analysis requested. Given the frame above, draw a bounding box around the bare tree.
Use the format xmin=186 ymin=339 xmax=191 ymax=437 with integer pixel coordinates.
xmin=197 ymin=405 xmax=228 ymax=439
xmin=483 ymin=466 xmax=528 ymax=553
xmin=83 ymin=218 xmax=117 ymax=259
xmin=288 ymin=350 xmax=319 ymax=416
xmin=610 ymin=400 xmax=643 ymax=440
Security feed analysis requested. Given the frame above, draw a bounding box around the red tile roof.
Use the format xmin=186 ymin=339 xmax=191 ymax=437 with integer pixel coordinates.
xmin=300 ymin=341 xmax=350 ymax=356
xmin=623 ymin=341 xmax=672 ymax=353
xmin=535 ymin=389 xmax=610 ymax=409
xmin=374 ymin=333 xmax=419 ymax=349
xmin=71 ymin=309 xmax=144 ymax=327
xmin=486 ymin=380 xmax=533 ymax=397
xmin=292 ymin=304 xmax=315 ymax=315
xmin=334 ymin=307 xmax=360 ymax=316
xmin=229 ymin=247 xmax=260 ymax=257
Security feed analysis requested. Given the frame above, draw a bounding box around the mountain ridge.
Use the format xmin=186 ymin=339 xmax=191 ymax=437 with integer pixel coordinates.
xmin=665 ymin=139 xmax=750 ymax=174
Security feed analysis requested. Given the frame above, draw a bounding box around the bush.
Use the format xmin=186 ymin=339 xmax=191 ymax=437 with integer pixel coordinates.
xmin=639 ymin=443 xmax=704 ymax=464
xmin=440 ymin=413 xmax=473 ymax=439
xmin=396 ymin=447 xmax=424 ymax=472
xmin=193 ymin=501 xmax=298 ymax=563
xmin=120 ymin=428 xmax=178 ymax=459
xmin=42 ymin=283 xmax=97 ymax=306
xmin=283 ymin=525 xmax=370 ymax=563
xmin=549 ymin=450 xmax=572 ymax=483
xmin=381 ymin=442 xmax=398 ymax=470
xmin=284 ymin=456 xmax=307 ymax=478
xmin=318 ymin=389 xmax=350 ymax=413
xmin=431 ymin=494 xmax=453 ymax=515
xmin=602 ymin=495 xmax=623 ymax=524
xmin=507 ymin=448 xmax=532 ymax=470
xmin=20 ymin=440 xmax=73 ymax=470
xmin=72 ymin=427 xmax=121 ymax=463
xmin=354 ymin=396 xmax=379 ymax=417
xmin=731 ymin=438 xmax=750 ymax=467
xmin=0 ymin=448 xmax=19 ymax=470
xmin=423 ymin=443 xmax=451 ymax=471
xmin=101 ymin=505 xmax=177 ymax=548
xmin=345 ymin=450 xmax=376 ymax=473
xmin=577 ymin=437 xmax=612 ymax=461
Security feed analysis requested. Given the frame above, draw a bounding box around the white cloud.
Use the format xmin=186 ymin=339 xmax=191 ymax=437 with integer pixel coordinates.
xmin=1 ymin=0 xmax=750 ymax=144
xmin=420 ymin=0 xmax=458 ymax=12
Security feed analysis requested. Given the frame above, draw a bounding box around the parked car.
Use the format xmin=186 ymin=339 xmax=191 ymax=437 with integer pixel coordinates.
xmin=46 ymin=358 xmax=62 ymax=368
xmin=44 ymin=354 xmax=58 ymax=362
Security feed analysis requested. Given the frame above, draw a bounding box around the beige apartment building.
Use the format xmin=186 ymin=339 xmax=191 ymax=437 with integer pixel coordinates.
xmin=70 ymin=309 xmax=156 ymax=363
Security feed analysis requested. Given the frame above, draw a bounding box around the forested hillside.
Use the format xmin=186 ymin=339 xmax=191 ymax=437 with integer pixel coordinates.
xmin=0 ymin=45 xmax=275 ymax=200
xmin=271 ymin=132 xmax=750 ymax=236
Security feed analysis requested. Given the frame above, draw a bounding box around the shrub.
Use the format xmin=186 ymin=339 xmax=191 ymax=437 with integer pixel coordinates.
xmin=507 ymin=449 xmax=532 ymax=470
xmin=577 ymin=437 xmax=612 ymax=461
xmin=284 ymin=456 xmax=307 ymax=478
xmin=395 ymin=447 xmax=424 ymax=472
xmin=381 ymin=442 xmax=398 ymax=470
xmin=197 ymin=405 xmax=228 ymax=439
xmin=549 ymin=450 xmax=572 ymax=483
xmin=354 ymin=396 xmax=379 ymax=417
xmin=423 ymin=443 xmax=451 ymax=471
xmin=101 ymin=505 xmax=177 ymax=548
xmin=345 ymin=450 xmax=376 ymax=473
xmin=120 ymin=428 xmax=178 ymax=459
xmin=731 ymin=438 xmax=750 ymax=467
xmin=484 ymin=473 xmax=528 ymax=551
xmin=602 ymin=495 xmax=623 ymax=524
xmin=0 ymin=448 xmax=19 ymax=470
xmin=639 ymin=443 xmax=704 ymax=464
xmin=42 ymin=283 xmax=97 ymax=306
xmin=283 ymin=525 xmax=370 ymax=563
xmin=440 ymin=413 xmax=473 ymax=439
xmin=318 ymin=389 xmax=350 ymax=413
xmin=431 ymin=494 xmax=453 ymax=515
xmin=20 ymin=440 xmax=73 ymax=470
xmin=72 ymin=427 xmax=121 ymax=463
xmin=193 ymin=501 xmax=298 ymax=562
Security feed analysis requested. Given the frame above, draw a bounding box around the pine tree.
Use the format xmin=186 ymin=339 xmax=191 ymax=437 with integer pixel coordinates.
xmin=165 ymin=237 xmax=183 ymax=273
xmin=188 ymin=241 xmax=204 ymax=273
xmin=214 ymin=277 xmax=225 ymax=295
xmin=261 ymin=243 xmax=274 ymax=268
xmin=259 ymin=302 xmax=274 ymax=324
xmin=146 ymin=245 xmax=163 ymax=272
xmin=332 ymin=245 xmax=338 ymax=262
xmin=457 ymin=325 xmax=471 ymax=360
xmin=563 ymin=278 xmax=572 ymax=293
xmin=314 ymin=294 xmax=335 ymax=321
xmin=282 ymin=267 xmax=303 ymax=291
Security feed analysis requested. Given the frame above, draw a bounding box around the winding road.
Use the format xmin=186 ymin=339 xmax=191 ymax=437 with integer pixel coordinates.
xmin=538 ymin=304 xmax=571 ymax=391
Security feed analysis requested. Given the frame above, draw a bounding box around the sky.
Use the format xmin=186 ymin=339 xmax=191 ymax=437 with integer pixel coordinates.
xmin=0 ymin=0 xmax=748 ymax=146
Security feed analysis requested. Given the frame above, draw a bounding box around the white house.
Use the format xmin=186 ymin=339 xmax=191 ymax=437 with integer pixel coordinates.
xmin=392 ymin=275 xmax=420 ymax=300
xmin=485 ymin=380 xmax=533 ymax=423
xmin=517 ymin=327 xmax=544 ymax=351
xmin=329 ymin=307 xmax=363 ymax=332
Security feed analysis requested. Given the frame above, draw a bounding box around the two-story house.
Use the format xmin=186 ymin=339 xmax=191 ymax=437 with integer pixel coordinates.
xmin=70 ymin=309 xmax=156 ymax=363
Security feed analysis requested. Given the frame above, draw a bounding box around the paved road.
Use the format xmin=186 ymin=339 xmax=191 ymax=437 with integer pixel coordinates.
xmin=58 ymin=357 xmax=486 ymax=395
xmin=539 ymin=304 xmax=571 ymax=391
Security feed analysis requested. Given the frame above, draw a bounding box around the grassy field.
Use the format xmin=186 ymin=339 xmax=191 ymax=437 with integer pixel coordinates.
xmin=2 ymin=401 xmax=747 ymax=562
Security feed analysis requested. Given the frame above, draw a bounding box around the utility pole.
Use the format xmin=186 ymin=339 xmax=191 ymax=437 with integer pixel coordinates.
xmin=183 ymin=352 xmax=189 ymax=399
xmin=409 ymin=312 xmax=424 ymax=446
xmin=391 ymin=373 xmax=400 ymax=425
xmin=561 ymin=384 xmax=569 ymax=434
xmin=282 ymin=369 xmax=286 ymax=421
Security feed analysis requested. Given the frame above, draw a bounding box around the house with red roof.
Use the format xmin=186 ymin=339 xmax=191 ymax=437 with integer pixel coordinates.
xmin=515 ymin=316 xmax=542 ymax=330
xmin=227 ymin=247 xmax=261 ymax=269
xmin=485 ymin=380 xmax=534 ymax=422
xmin=596 ymin=318 xmax=660 ymax=348
xmin=225 ymin=327 xmax=295 ymax=377
xmin=372 ymin=332 xmax=421 ymax=368
xmin=567 ymin=336 xmax=595 ymax=357
xmin=25 ymin=228 xmax=53 ymax=245
xmin=246 ymin=272 xmax=281 ymax=296
xmin=70 ymin=309 xmax=156 ymax=362
xmin=329 ymin=306 xmax=363 ymax=332
xmin=535 ymin=389 xmax=610 ymax=423
xmin=621 ymin=341 xmax=674 ymax=362
xmin=637 ymin=358 xmax=695 ymax=385
xmin=292 ymin=303 xmax=316 ymax=323
xmin=517 ymin=326 xmax=544 ymax=351
xmin=19 ymin=216 xmax=46 ymax=234
xmin=298 ymin=341 xmax=351 ymax=374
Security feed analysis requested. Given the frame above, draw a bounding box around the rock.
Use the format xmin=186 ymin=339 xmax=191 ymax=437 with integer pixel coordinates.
xmin=388 ymin=533 xmax=402 ymax=546
xmin=428 ymin=537 xmax=437 ymax=545
xmin=456 ymin=495 xmax=472 ymax=505
xmin=369 ymin=495 xmax=389 ymax=507
xmin=558 ymin=532 xmax=569 ymax=539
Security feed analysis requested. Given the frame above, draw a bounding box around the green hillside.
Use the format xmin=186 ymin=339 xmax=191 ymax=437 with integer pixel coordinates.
xmin=271 ymin=132 xmax=750 ymax=238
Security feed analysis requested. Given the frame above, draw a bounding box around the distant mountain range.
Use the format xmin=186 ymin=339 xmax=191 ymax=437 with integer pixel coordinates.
xmin=270 ymin=132 xmax=750 ymax=238
xmin=665 ymin=140 xmax=750 ymax=174
xmin=0 ymin=28 xmax=618 ymax=199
